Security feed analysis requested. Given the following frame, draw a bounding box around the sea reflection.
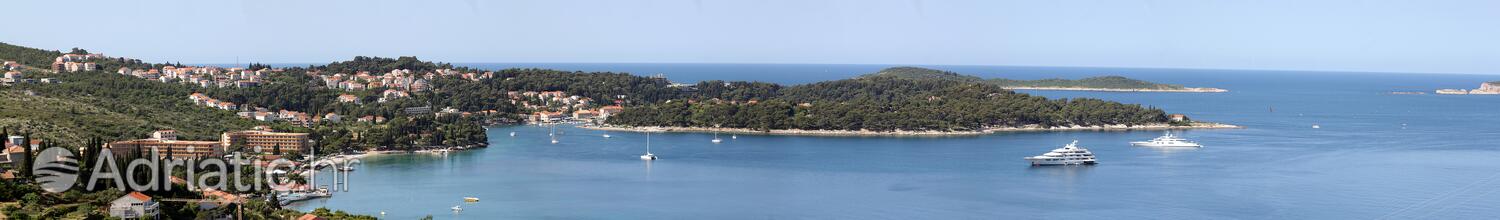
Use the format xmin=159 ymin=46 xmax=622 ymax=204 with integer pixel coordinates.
xmin=1025 ymin=165 xmax=1094 ymax=181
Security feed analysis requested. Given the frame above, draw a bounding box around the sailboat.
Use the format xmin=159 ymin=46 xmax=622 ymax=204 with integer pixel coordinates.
xmin=711 ymin=132 xmax=723 ymax=144
xmin=640 ymin=132 xmax=657 ymax=160
xmin=731 ymin=135 xmax=737 ymax=139
xmin=550 ymin=124 xmax=559 ymax=144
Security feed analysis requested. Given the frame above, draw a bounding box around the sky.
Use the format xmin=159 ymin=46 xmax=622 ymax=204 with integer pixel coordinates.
xmin=2 ymin=0 xmax=1498 ymax=74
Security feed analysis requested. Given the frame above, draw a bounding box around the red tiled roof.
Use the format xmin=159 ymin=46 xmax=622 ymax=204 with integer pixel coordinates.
xmin=126 ymin=191 xmax=152 ymax=202
xmin=297 ymin=214 xmax=324 ymax=220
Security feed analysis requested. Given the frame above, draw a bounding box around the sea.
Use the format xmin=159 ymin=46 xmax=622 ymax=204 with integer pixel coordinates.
xmin=283 ymin=63 xmax=1500 ymax=219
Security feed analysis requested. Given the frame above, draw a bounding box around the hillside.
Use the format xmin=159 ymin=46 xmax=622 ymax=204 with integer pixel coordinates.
xmin=0 ymin=43 xmax=260 ymax=146
xmin=862 ymin=66 xmax=1218 ymax=91
xmin=0 ymin=42 xmax=64 ymax=68
xmin=5 ymin=72 xmax=261 ymax=146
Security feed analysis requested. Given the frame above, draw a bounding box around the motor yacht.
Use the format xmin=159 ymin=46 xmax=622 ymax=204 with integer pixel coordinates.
xmin=1129 ymin=132 xmax=1203 ymax=148
xmin=1023 ymin=140 xmax=1098 ymax=166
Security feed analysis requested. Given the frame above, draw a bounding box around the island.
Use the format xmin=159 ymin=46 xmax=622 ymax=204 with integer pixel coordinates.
xmin=594 ymin=67 xmax=1238 ymax=136
xmin=1435 ymin=81 xmax=1500 ymax=95
xmin=870 ymin=67 xmax=1228 ymax=92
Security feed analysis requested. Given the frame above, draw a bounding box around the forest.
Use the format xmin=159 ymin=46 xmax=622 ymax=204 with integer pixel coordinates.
xmin=867 ymin=66 xmax=1188 ymax=90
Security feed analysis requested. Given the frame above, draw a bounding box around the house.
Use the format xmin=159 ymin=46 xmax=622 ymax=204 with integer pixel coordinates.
xmin=573 ymin=110 xmax=599 ymax=119
xmin=536 ymin=111 xmax=565 ymax=122
xmin=0 ymin=145 xmax=25 ymax=166
xmin=152 ymin=130 xmax=177 ymax=140
xmin=1169 ymin=114 xmax=1189 ymax=122
xmin=599 ymin=106 xmax=625 ymax=118
xmin=197 ymin=189 xmax=241 ymax=210
xmin=323 ymin=113 xmax=341 ymax=122
xmin=253 ymin=111 xmax=278 ymax=121
xmin=109 ymin=192 xmax=159 ymax=219
xmin=236 ymin=80 xmax=259 ymax=88
xmin=297 ymin=214 xmax=326 ymax=220
xmin=381 ymin=89 xmax=409 ymax=100
xmin=337 ymin=94 xmax=359 ymax=103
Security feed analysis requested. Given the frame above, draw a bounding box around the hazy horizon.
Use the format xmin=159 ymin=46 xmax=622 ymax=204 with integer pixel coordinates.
xmin=4 ymin=0 xmax=1499 ymax=75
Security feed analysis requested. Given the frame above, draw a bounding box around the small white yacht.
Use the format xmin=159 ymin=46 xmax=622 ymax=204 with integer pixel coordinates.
xmin=603 ymin=134 xmax=612 ymax=138
xmin=1130 ymin=132 xmax=1202 ymax=148
xmin=1024 ymin=140 xmax=1098 ymax=166
xmin=711 ymin=132 xmax=723 ymax=143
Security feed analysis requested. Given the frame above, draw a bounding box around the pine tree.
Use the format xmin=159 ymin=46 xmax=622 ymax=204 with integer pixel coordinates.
xmin=20 ymin=134 xmax=32 ymax=178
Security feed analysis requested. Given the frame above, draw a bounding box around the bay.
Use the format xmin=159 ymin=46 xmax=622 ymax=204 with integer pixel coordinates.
xmin=290 ymin=64 xmax=1500 ymax=219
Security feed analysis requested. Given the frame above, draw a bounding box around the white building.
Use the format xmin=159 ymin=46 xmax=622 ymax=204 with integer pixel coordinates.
xmin=109 ymin=192 xmax=159 ymax=219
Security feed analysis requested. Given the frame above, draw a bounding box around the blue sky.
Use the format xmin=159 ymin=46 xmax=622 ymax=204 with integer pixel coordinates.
xmin=2 ymin=0 xmax=1498 ymax=74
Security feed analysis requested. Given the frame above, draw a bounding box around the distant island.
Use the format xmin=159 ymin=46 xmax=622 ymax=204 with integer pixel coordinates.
xmin=1435 ymin=81 xmax=1500 ymax=95
xmin=867 ymin=67 xmax=1228 ymax=93
xmin=596 ymin=67 xmax=1237 ymax=136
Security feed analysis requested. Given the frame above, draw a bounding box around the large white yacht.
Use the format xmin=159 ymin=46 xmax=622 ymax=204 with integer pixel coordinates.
xmin=1024 ymin=140 xmax=1097 ymax=166
xmin=1130 ymin=132 xmax=1202 ymax=148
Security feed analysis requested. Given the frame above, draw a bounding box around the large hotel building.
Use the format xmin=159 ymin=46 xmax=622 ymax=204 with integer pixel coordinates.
xmin=221 ymin=129 xmax=310 ymax=154
xmin=106 ymin=128 xmax=310 ymax=158
xmin=105 ymin=130 xmax=223 ymax=159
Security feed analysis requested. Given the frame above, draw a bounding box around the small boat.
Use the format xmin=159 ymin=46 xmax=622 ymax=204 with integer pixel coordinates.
xmin=509 ymin=132 xmax=516 ymax=136
xmin=1312 ymin=124 xmax=1321 ymax=129
xmin=640 ymin=132 xmax=658 ymax=160
xmin=711 ymin=132 xmax=723 ymax=144
xmin=603 ymin=134 xmax=612 ymax=138
xmin=337 ymin=166 xmax=355 ymax=171
xmin=464 ymin=197 xmax=480 ymax=202
xmin=1023 ymin=140 xmax=1097 ymax=166
xmin=1130 ymin=132 xmax=1202 ymax=148
xmin=452 ymin=205 xmax=463 ymax=212
xmin=731 ymin=135 xmax=737 ymax=139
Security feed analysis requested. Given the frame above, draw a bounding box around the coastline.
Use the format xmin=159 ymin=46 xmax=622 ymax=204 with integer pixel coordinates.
xmin=1003 ymin=87 xmax=1228 ymax=93
xmin=580 ymin=122 xmax=1241 ymax=137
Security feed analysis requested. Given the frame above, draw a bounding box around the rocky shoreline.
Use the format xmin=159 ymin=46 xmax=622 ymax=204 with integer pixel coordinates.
xmin=1435 ymin=81 xmax=1500 ymax=95
xmin=580 ymin=122 xmax=1241 ymax=137
xmin=1003 ymin=86 xmax=1229 ymax=93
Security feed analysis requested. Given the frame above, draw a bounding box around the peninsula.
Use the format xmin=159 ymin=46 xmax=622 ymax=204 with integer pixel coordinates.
xmin=870 ymin=67 xmax=1228 ymax=92
xmin=598 ymin=67 xmax=1237 ymax=136
xmin=1435 ymin=81 xmax=1500 ymax=95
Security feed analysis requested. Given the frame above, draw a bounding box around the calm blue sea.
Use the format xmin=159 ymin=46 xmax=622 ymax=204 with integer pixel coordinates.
xmin=288 ymin=63 xmax=1500 ymax=219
